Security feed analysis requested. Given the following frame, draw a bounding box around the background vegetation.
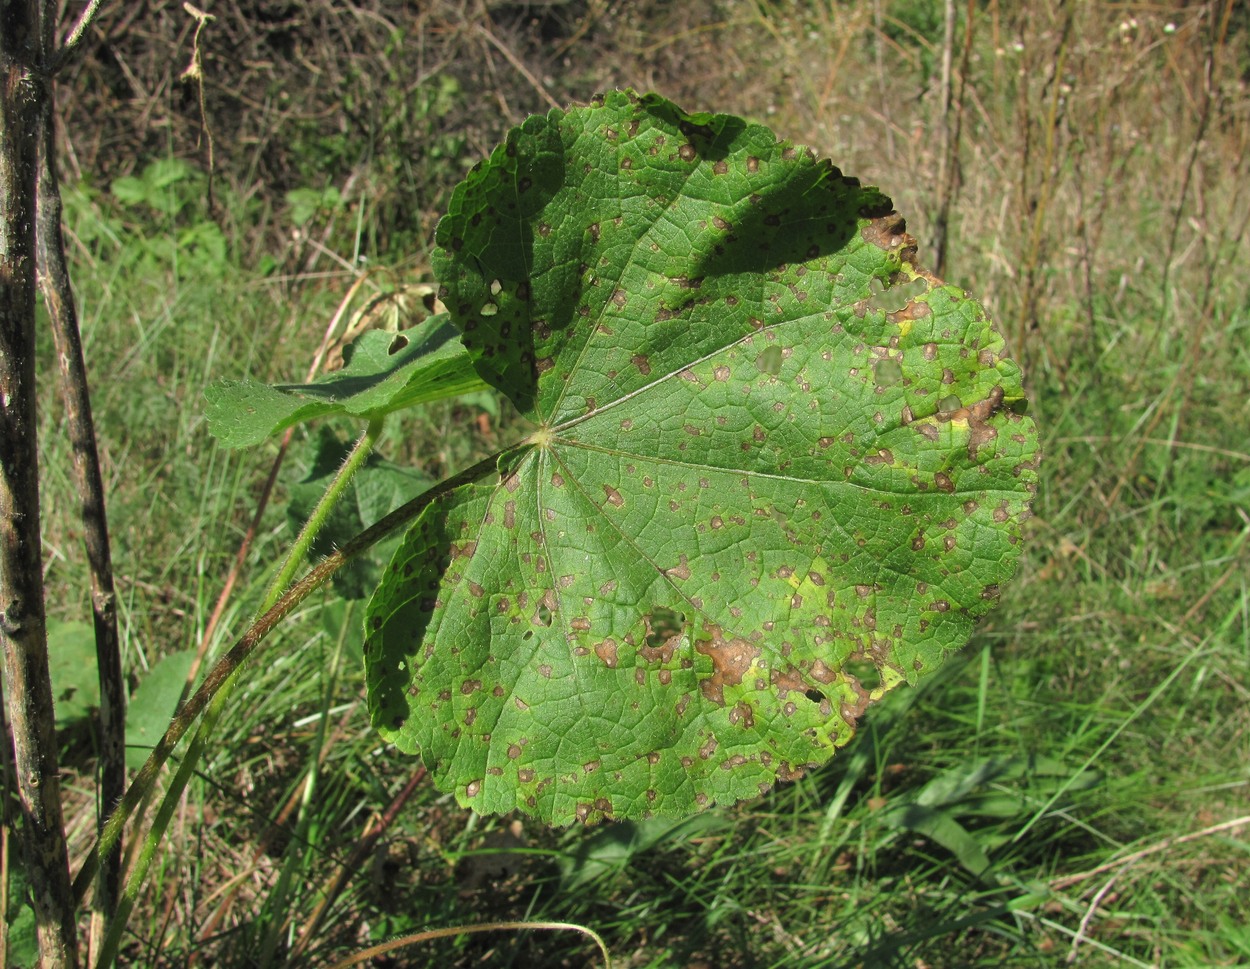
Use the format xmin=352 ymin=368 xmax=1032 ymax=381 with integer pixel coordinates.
xmin=18 ymin=0 xmax=1249 ymax=965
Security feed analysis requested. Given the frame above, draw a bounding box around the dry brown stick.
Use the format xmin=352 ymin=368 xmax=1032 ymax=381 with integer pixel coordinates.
xmin=287 ymin=765 xmax=427 ymax=962
xmin=1052 ymin=436 xmax=1250 ymax=462
xmin=0 ymin=3 xmax=78 ymax=964
xmin=870 ymin=0 xmax=894 ymax=160
xmin=475 ymin=23 xmax=561 ymax=112
xmin=550 ymin=0 xmax=607 ymax=61
xmin=325 ymin=919 xmax=612 ymax=969
xmin=37 ymin=10 xmax=126 ymax=961
xmin=932 ymin=0 xmax=955 ymax=274
xmin=1049 ymin=814 xmax=1250 ymax=892
xmin=0 ymin=824 xmax=12 ymax=960
xmin=1179 ymin=524 xmax=1250 ymax=626
xmin=1103 ymin=6 xmax=1229 ymax=524
xmin=1143 ymin=24 xmax=1217 ymax=365
xmin=932 ymin=0 xmax=976 ymax=278
xmin=190 ymin=694 xmax=363 ymax=958
xmin=34 ymin=50 xmax=126 ymax=969
xmin=1017 ymin=0 xmax=1072 ymax=361
xmin=1065 ymin=872 xmax=1121 ymax=965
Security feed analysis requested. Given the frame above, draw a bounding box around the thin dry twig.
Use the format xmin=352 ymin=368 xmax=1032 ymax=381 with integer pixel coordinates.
xmin=1052 ymin=436 xmax=1250 ymax=463
xmin=1050 ymin=814 xmax=1250 ymax=891
xmin=475 ymin=23 xmax=562 ymax=112
xmin=1180 ymin=522 xmax=1250 ymax=626
xmin=287 ymin=766 xmax=427 ymax=961
xmin=0 ymin=3 xmax=79 ymax=962
xmin=35 ymin=71 xmax=126 ymax=969
xmin=180 ymin=3 xmax=217 ymax=209
xmin=1065 ymin=872 xmax=1121 ymax=964
xmin=324 ymin=920 xmax=613 ymax=969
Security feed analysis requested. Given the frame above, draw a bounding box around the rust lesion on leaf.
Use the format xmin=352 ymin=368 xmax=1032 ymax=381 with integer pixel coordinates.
xmin=594 ymin=637 xmax=619 ymax=668
xmin=694 ymin=624 xmax=760 ymax=705
xmin=729 ymin=700 xmax=756 ymax=728
xmin=664 ymin=554 xmax=691 ymax=580
xmin=936 ymin=383 xmax=1005 ymax=460
xmin=860 ymin=212 xmax=916 ymax=259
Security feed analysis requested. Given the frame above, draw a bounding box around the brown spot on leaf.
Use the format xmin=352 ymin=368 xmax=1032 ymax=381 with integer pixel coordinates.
xmin=603 ymin=484 xmax=624 ymax=507
xmin=860 ymin=213 xmax=914 ymax=252
xmin=729 ymin=700 xmax=755 ymax=728
xmin=695 ymin=625 xmax=760 ymax=706
xmin=595 ymin=638 xmax=618 ymax=667
xmin=937 ymin=384 xmax=1006 ymax=459
xmin=665 ymin=555 xmax=692 ymax=580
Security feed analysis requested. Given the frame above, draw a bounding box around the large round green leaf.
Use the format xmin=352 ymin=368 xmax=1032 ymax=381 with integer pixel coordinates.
xmin=365 ymin=91 xmax=1038 ymax=823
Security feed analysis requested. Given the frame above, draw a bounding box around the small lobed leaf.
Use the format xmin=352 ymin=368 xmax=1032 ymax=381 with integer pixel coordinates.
xmin=204 ymin=313 xmax=486 ymax=448
xmin=365 ymin=91 xmax=1040 ymax=824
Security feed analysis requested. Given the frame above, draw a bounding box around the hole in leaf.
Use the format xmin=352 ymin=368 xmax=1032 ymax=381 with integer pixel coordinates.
xmin=938 ymin=393 xmax=963 ymax=414
xmin=845 ymin=659 xmax=881 ymax=691
xmin=645 ymin=607 xmax=685 ymax=648
xmin=755 ymin=345 xmax=783 ymax=375
xmin=536 ymin=604 xmax=553 ymax=627
xmin=388 ymin=334 xmax=409 ymax=355
xmin=804 ymin=688 xmax=824 ymax=703
xmin=874 ymin=358 xmax=902 ymax=386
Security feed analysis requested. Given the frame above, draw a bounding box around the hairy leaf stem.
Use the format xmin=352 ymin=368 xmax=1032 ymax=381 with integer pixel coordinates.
xmin=94 ymin=420 xmax=383 ymax=966
xmin=71 ymin=446 xmax=508 ymax=916
xmin=263 ymin=418 xmax=385 ymax=611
